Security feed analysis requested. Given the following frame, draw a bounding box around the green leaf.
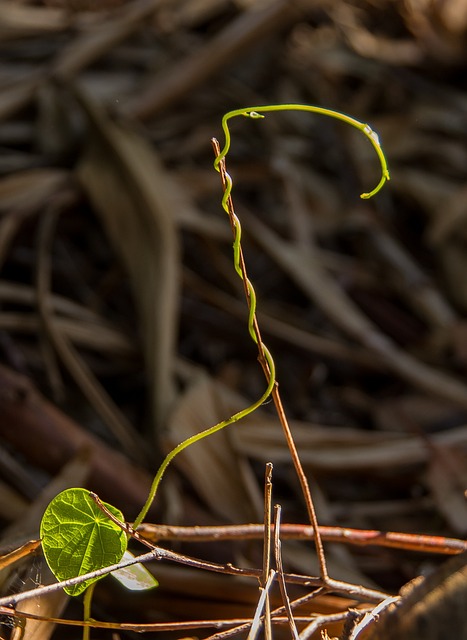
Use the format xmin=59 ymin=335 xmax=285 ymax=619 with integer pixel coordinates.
xmin=40 ymin=488 xmax=127 ymax=596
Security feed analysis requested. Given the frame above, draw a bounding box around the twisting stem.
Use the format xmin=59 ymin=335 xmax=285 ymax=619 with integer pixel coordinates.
xmin=133 ymin=211 xmax=276 ymax=528
xmin=212 ymin=136 xmax=329 ymax=580
xmin=212 ymin=104 xmax=389 ymax=582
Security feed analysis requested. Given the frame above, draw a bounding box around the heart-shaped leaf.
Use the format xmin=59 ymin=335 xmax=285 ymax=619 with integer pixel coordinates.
xmin=40 ymin=488 xmax=127 ymax=596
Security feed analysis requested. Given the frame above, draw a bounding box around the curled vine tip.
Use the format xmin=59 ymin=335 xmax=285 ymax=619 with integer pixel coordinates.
xmin=217 ymin=104 xmax=390 ymax=202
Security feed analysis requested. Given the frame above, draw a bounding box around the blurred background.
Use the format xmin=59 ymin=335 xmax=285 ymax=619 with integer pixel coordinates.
xmin=0 ymin=0 xmax=466 ymax=637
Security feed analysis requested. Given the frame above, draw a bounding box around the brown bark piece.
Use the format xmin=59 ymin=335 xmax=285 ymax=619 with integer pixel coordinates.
xmin=364 ymin=553 xmax=467 ymax=640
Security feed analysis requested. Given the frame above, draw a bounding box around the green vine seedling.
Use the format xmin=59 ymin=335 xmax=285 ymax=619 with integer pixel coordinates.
xmin=39 ymin=104 xmax=389 ymax=632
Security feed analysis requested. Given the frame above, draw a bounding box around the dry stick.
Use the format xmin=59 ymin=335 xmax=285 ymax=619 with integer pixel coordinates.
xmin=0 ymin=609 xmax=254 ymax=633
xmin=192 ymin=571 xmax=374 ymax=640
xmin=0 ymin=608 xmax=350 ymax=634
xmin=247 ymin=569 xmax=277 ymax=640
xmin=274 ymin=505 xmax=299 ymax=640
xmin=262 ymin=464 xmax=274 ymax=640
xmin=0 ymin=550 xmax=161 ymax=608
xmin=212 ymin=137 xmax=329 ymax=582
xmin=298 ymin=611 xmax=363 ymax=640
xmin=246 ymin=583 xmax=330 ymax=640
xmin=0 ymin=542 xmax=270 ymax=610
xmin=0 ymin=540 xmax=41 ymax=571
xmin=347 ymin=596 xmax=400 ymax=640
xmin=137 ymin=522 xmax=467 ymax=555
xmin=337 ymin=609 xmax=364 ymax=640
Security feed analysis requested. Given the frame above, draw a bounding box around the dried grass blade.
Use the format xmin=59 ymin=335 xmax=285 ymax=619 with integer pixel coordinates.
xmin=0 ymin=1 xmax=69 ymax=38
xmin=122 ymin=0 xmax=304 ymax=119
xmin=75 ymin=85 xmax=179 ymax=434
xmin=54 ymin=0 xmax=162 ymax=79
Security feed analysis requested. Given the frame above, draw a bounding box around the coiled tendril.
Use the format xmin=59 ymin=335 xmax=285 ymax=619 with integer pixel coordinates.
xmin=215 ymin=104 xmax=390 ymax=199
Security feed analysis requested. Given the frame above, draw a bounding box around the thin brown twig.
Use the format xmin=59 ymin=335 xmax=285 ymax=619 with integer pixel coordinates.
xmin=0 ymin=607 xmax=357 ymax=634
xmin=274 ymin=505 xmax=299 ymax=640
xmin=262 ymin=463 xmax=273 ymax=640
xmin=247 ymin=569 xmax=276 ymax=640
xmin=0 ymin=540 xmax=41 ymax=571
xmin=298 ymin=611 xmax=364 ymax=640
xmin=137 ymin=522 xmax=467 ymax=555
xmin=347 ymin=596 xmax=400 ymax=640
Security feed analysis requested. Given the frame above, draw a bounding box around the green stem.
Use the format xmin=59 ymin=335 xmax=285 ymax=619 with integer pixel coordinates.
xmin=133 ymin=345 xmax=276 ymax=529
xmin=82 ymin=582 xmax=96 ymax=640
